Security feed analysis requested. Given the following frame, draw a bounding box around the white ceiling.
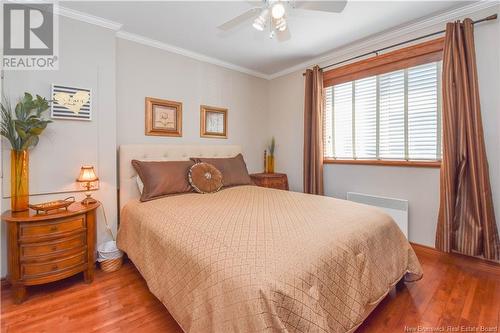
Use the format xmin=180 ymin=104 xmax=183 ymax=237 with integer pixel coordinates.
xmin=61 ymin=1 xmax=475 ymax=77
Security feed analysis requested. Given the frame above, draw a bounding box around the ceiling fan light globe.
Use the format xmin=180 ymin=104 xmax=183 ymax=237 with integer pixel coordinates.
xmin=271 ymin=2 xmax=285 ymax=19
xmin=253 ymin=19 xmax=265 ymax=31
xmin=275 ymin=17 xmax=287 ymax=31
xmin=253 ymin=8 xmax=269 ymax=31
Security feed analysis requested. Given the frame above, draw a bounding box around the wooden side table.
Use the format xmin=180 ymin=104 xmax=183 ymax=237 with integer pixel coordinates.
xmin=2 ymin=201 xmax=100 ymax=303
xmin=250 ymin=173 xmax=289 ymax=190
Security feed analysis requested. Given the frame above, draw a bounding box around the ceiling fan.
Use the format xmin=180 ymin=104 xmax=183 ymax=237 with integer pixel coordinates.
xmin=217 ymin=0 xmax=347 ymax=41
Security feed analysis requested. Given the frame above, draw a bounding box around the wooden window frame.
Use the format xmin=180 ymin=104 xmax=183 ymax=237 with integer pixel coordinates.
xmin=322 ymin=38 xmax=444 ymax=168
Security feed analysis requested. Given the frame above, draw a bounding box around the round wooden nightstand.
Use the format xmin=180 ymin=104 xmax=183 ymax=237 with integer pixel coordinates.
xmin=2 ymin=201 xmax=100 ymax=303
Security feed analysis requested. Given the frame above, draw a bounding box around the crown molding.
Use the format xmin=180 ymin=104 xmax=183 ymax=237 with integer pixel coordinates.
xmin=267 ymin=1 xmax=499 ymax=80
xmin=115 ymin=31 xmax=271 ymax=79
xmin=57 ymin=6 xmax=123 ymax=31
xmin=56 ymin=2 xmax=497 ymax=81
xmin=57 ymin=5 xmax=270 ymax=78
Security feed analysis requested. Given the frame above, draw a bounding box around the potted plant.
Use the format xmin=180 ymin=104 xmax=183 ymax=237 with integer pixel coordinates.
xmin=1 ymin=93 xmax=51 ymax=211
xmin=266 ymin=137 xmax=275 ymax=173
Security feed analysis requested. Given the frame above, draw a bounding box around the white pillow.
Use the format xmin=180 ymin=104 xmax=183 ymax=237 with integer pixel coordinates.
xmin=136 ymin=175 xmax=144 ymax=194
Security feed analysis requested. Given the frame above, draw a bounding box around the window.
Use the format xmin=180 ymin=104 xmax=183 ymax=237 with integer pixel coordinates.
xmin=323 ymin=39 xmax=443 ymax=167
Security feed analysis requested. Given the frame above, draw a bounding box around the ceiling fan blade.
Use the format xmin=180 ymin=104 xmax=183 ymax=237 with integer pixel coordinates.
xmin=276 ymin=27 xmax=291 ymax=42
xmin=217 ymin=7 xmax=261 ymax=31
xmin=292 ymin=0 xmax=347 ymax=13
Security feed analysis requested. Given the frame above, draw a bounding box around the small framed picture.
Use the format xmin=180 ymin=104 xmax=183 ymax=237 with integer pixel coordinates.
xmin=145 ymin=97 xmax=182 ymax=137
xmin=200 ymin=105 xmax=227 ymax=139
xmin=51 ymin=84 xmax=92 ymax=121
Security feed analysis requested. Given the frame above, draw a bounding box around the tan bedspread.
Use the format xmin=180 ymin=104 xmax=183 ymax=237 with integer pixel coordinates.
xmin=117 ymin=185 xmax=422 ymax=333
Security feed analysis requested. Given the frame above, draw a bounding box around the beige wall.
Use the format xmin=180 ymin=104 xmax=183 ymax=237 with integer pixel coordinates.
xmin=268 ymin=6 xmax=500 ymax=247
xmin=116 ymin=39 xmax=270 ymax=174
xmin=1 ymin=17 xmax=118 ymax=276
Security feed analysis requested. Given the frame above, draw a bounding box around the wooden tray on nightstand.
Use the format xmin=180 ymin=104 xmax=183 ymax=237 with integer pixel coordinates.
xmin=29 ymin=197 xmax=76 ymax=214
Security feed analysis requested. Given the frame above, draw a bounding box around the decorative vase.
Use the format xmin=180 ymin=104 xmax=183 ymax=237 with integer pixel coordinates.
xmin=266 ymin=155 xmax=275 ymax=174
xmin=11 ymin=150 xmax=29 ymax=212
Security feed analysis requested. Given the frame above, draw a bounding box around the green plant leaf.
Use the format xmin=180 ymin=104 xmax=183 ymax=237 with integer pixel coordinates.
xmin=15 ymin=128 xmax=27 ymax=140
xmin=29 ymin=126 xmax=45 ymax=135
xmin=1 ymin=93 xmax=51 ymax=151
xmin=21 ymin=135 xmax=39 ymax=150
xmin=14 ymin=137 xmax=22 ymax=151
xmin=22 ymin=93 xmax=33 ymax=103
xmin=15 ymin=102 xmax=23 ymax=120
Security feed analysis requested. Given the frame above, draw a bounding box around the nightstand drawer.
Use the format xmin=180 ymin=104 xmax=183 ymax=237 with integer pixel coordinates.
xmin=21 ymin=233 xmax=86 ymax=259
xmin=250 ymin=173 xmax=289 ymax=190
xmin=265 ymin=178 xmax=287 ymax=189
xmin=22 ymin=251 xmax=86 ymax=278
xmin=20 ymin=216 xmax=85 ymax=241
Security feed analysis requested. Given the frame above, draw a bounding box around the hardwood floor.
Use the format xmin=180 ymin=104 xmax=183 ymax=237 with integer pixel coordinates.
xmin=356 ymin=244 xmax=499 ymax=333
xmin=1 ymin=264 xmax=183 ymax=333
xmin=1 ymin=245 xmax=498 ymax=333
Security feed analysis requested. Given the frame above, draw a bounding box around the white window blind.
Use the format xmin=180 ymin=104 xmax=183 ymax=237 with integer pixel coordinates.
xmin=333 ymin=82 xmax=353 ymax=158
xmin=324 ymin=61 xmax=441 ymax=161
xmin=355 ymin=77 xmax=377 ymax=158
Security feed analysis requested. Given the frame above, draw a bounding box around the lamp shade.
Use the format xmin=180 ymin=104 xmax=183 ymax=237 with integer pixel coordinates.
xmin=77 ymin=165 xmax=98 ymax=182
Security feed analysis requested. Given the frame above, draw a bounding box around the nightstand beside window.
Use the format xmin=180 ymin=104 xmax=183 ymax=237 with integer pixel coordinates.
xmin=250 ymin=173 xmax=289 ymax=191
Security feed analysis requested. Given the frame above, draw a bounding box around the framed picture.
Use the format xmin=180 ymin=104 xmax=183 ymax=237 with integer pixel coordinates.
xmin=51 ymin=84 xmax=92 ymax=121
xmin=145 ymin=97 xmax=182 ymax=137
xmin=200 ymin=105 xmax=227 ymax=139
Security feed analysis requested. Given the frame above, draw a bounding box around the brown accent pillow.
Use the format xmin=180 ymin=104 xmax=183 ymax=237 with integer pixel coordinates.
xmin=191 ymin=154 xmax=252 ymax=187
xmin=188 ymin=163 xmax=223 ymax=194
xmin=132 ymin=160 xmax=194 ymax=202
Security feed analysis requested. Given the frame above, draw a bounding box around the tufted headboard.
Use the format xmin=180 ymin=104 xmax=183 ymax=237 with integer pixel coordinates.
xmin=118 ymin=144 xmax=242 ymax=213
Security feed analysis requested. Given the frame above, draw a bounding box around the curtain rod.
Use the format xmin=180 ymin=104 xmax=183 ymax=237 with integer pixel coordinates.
xmin=303 ymin=14 xmax=497 ymax=75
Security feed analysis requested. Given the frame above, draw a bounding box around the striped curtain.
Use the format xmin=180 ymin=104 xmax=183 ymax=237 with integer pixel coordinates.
xmin=436 ymin=19 xmax=500 ymax=261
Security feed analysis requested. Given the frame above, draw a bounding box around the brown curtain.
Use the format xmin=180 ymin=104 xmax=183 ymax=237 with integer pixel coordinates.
xmin=436 ymin=19 xmax=500 ymax=261
xmin=303 ymin=65 xmax=324 ymax=195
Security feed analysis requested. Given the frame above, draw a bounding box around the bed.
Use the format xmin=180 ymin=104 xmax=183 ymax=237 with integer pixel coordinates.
xmin=117 ymin=144 xmax=422 ymax=333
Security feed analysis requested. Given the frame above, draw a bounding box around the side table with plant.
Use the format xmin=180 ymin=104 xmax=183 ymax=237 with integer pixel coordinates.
xmin=1 ymin=93 xmax=51 ymax=211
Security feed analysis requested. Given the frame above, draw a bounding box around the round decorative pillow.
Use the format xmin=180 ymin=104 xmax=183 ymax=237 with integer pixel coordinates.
xmin=188 ymin=162 xmax=223 ymax=194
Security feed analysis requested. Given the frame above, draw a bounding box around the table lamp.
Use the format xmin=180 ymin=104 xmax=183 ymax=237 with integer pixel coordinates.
xmin=76 ymin=165 xmax=98 ymax=204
